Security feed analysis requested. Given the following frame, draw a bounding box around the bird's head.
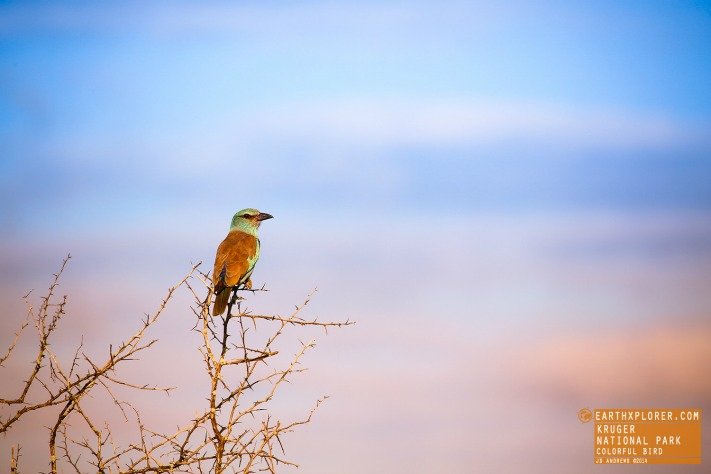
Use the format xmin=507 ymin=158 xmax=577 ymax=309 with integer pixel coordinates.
xmin=230 ymin=208 xmax=273 ymax=232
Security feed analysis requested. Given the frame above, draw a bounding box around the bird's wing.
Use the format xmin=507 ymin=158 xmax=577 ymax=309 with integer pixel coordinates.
xmin=212 ymin=230 xmax=259 ymax=292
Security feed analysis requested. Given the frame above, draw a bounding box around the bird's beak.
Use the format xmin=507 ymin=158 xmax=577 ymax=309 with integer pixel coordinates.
xmin=256 ymin=212 xmax=273 ymax=221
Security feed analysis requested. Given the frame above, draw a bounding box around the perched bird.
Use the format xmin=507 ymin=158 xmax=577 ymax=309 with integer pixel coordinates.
xmin=212 ymin=208 xmax=273 ymax=316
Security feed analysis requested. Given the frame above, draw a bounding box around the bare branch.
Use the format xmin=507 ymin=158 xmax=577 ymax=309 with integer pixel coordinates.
xmin=1 ymin=257 xmax=350 ymax=473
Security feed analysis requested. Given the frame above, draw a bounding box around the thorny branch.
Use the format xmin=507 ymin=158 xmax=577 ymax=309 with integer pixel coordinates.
xmin=1 ymin=255 xmax=352 ymax=473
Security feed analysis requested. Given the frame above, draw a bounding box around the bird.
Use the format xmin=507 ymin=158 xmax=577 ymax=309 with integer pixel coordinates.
xmin=212 ymin=208 xmax=273 ymax=316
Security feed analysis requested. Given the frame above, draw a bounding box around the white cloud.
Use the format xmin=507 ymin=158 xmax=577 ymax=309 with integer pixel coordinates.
xmin=41 ymin=97 xmax=705 ymax=185
xmin=238 ymin=98 xmax=708 ymax=151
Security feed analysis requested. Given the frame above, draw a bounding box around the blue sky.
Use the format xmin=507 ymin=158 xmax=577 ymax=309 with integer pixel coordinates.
xmin=2 ymin=0 xmax=711 ymax=237
xmin=1 ymin=2 xmax=711 ymax=473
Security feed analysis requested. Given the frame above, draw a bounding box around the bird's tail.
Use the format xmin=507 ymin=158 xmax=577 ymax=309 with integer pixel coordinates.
xmin=212 ymin=289 xmax=229 ymax=316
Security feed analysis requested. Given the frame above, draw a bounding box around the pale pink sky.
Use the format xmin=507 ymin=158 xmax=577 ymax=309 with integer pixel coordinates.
xmin=2 ymin=212 xmax=709 ymax=473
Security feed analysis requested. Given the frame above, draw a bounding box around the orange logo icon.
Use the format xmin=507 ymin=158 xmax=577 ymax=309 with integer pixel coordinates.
xmin=578 ymin=408 xmax=593 ymax=423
